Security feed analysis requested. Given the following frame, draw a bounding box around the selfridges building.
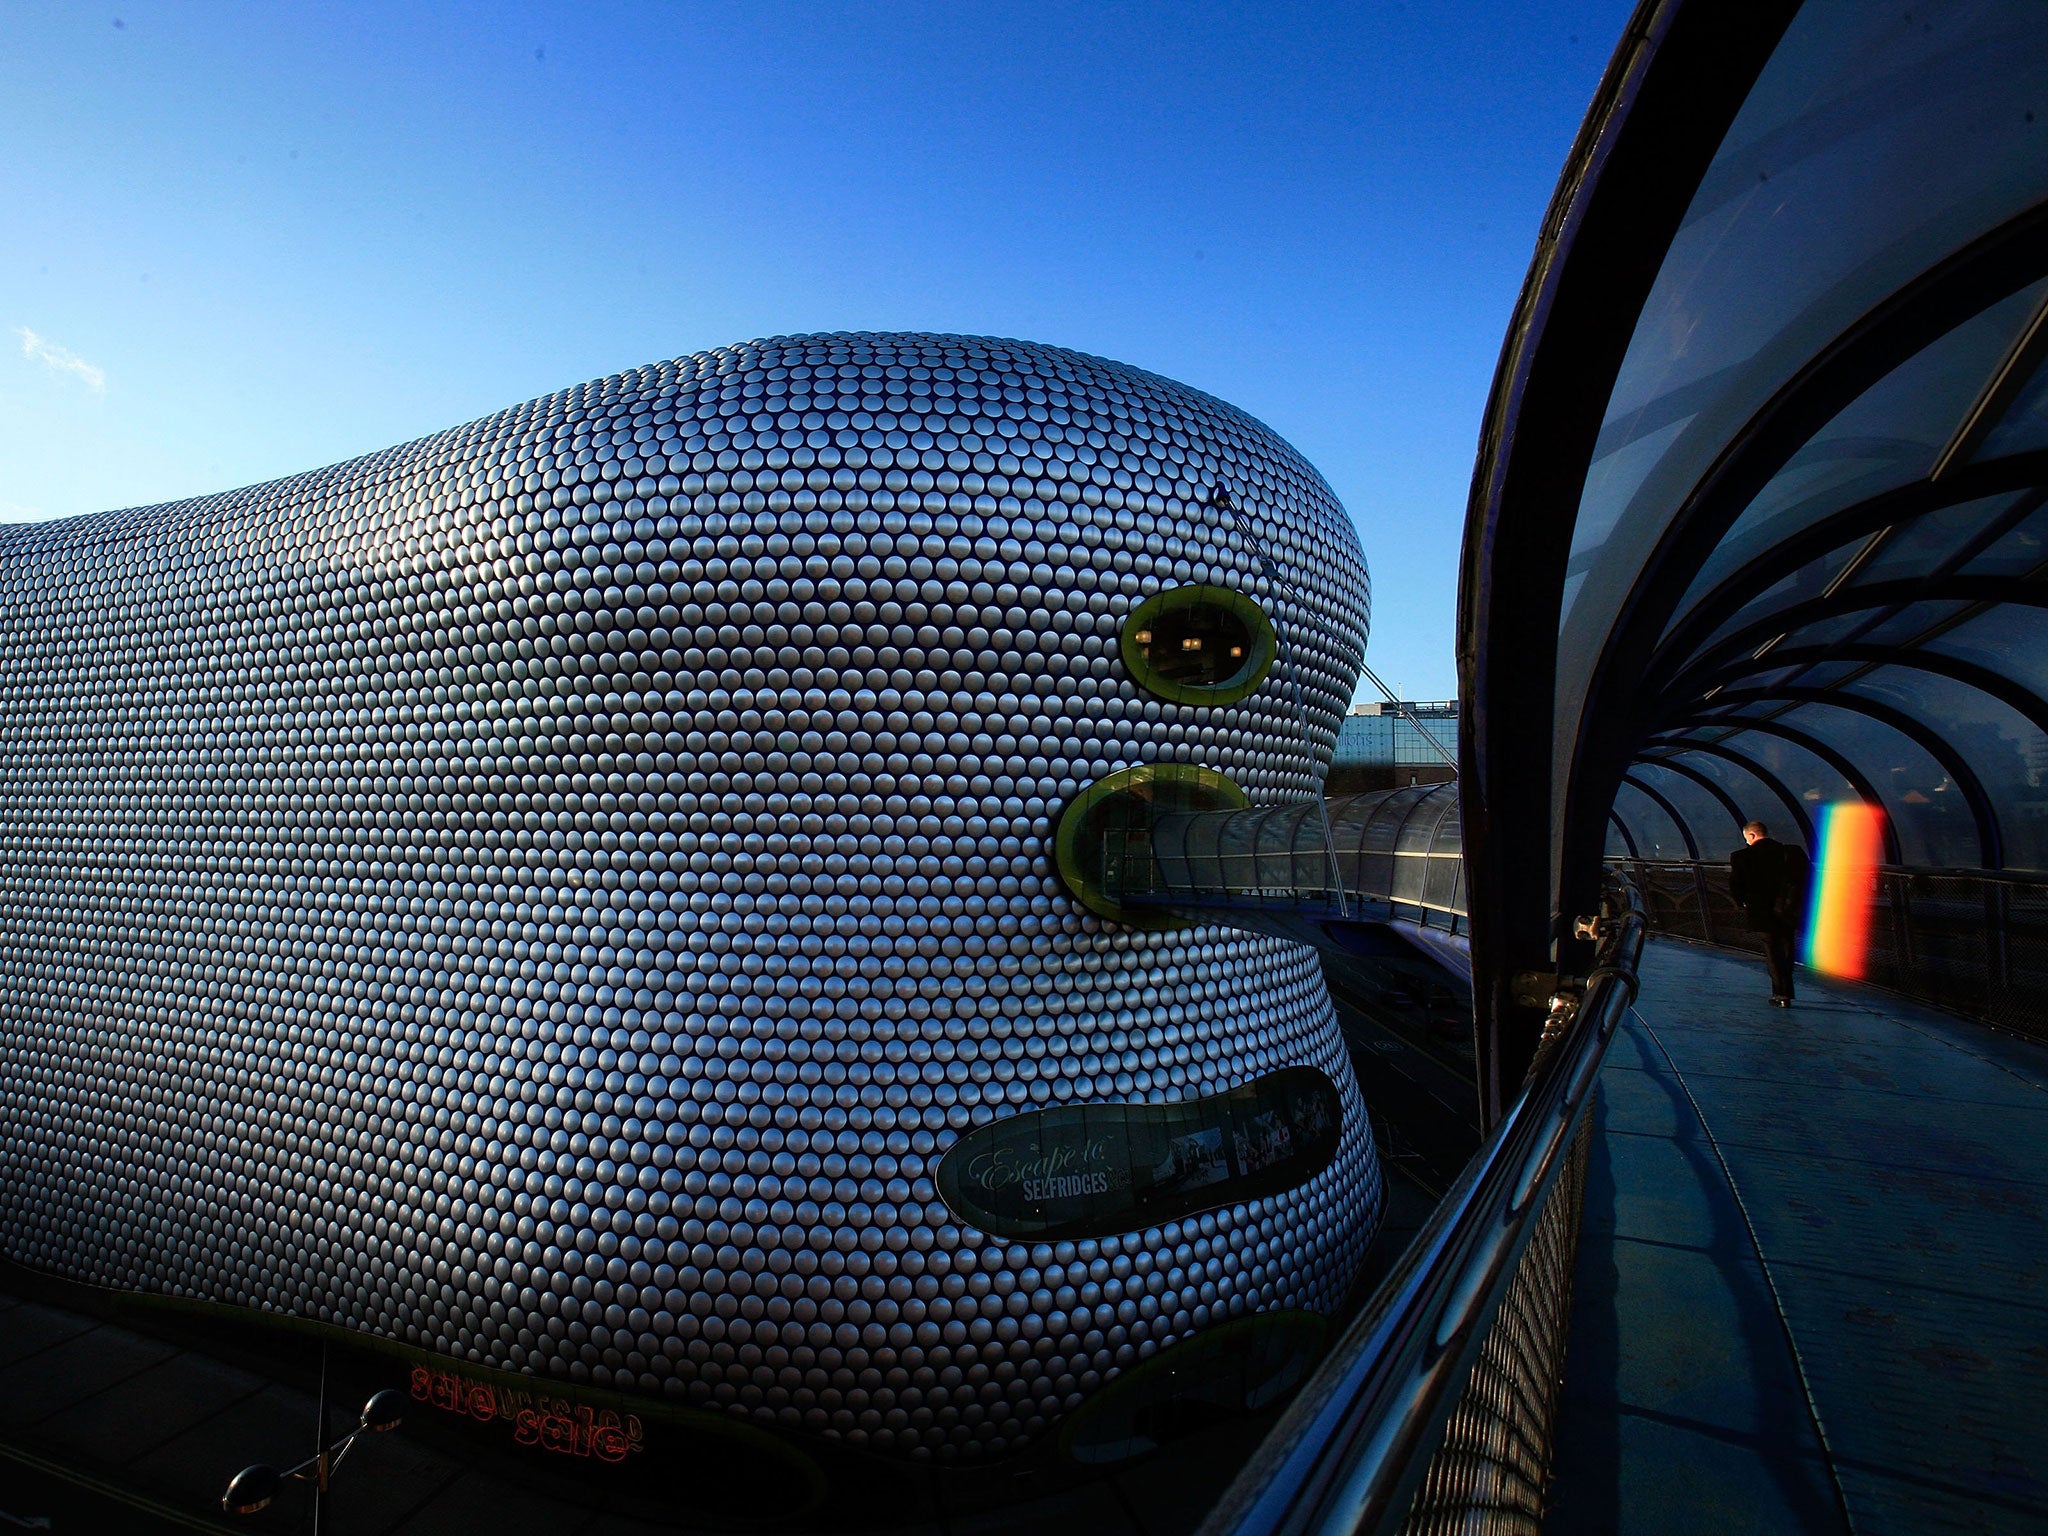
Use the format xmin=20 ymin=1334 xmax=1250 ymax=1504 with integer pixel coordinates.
xmin=0 ymin=332 xmax=1379 ymax=1460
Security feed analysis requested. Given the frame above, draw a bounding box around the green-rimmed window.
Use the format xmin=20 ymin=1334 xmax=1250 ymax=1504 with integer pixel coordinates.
xmin=1054 ymin=762 xmax=1247 ymax=928
xmin=1121 ymin=585 xmax=1277 ymax=705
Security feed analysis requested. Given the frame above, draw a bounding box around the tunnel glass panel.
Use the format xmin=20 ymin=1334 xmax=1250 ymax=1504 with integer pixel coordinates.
xmin=1698 ymin=731 xmax=1858 ymax=839
xmin=1393 ymin=797 xmax=1443 ymax=856
xmin=1840 ymin=672 xmax=2048 ymax=869
xmin=1646 ymin=746 xmax=1784 ymax=817
xmin=1254 ymin=806 xmax=1311 ymax=892
xmin=1775 ymin=660 xmax=1868 ymax=690
xmin=1691 ymin=601 xmax=1868 ymax=677
xmin=1974 ymin=349 xmax=2048 ymax=462
xmin=1326 ymin=796 xmax=1377 ymax=859
xmin=1670 ymin=284 xmax=2048 ymax=625
xmin=1629 ymin=761 xmax=1747 ymax=854
xmin=1606 ymin=817 xmax=1638 ymax=859
xmin=1926 ymin=606 xmax=2048 ymax=706
xmin=1843 ymin=599 xmax=1976 ymax=650
xmin=1612 ymin=782 xmax=1691 ymax=861
xmin=1668 ymin=537 xmax=1862 ymax=657
xmin=1121 ymin=586 xmax=1276 ymax=705
xmin=1959 ymin=499 xmax=2048 ymax=575
xmin=1555 ymin=1 xmax=2048 ymax=733
xmin=1644 ymin=747 xmax=1807 ymax=846
xmin=1766 ymin=699 xmax=1978 ymax=867
xmin=1419 ymin=793 xmax=1464 ymax=913
xmin=1853 ymin=492 xmax=2039 ymax=585
xmin=1182 ymin=809 xmax=1229 ymax=874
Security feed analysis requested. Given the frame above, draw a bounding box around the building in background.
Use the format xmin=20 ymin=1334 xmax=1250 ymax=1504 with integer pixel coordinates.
xmin=1330 ymin=701 xmax=1457 ymax=793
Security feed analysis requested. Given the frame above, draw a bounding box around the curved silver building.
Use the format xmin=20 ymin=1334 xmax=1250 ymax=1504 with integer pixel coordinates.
xmin=0 ymin=332 xmax=1378 ymax=1460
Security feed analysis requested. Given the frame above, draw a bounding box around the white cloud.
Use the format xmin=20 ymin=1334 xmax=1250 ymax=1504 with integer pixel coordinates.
xmin=0 ymin=500 xmax=53 ymax=524
xmin=16 ymin=327 xmax=105 ymax=392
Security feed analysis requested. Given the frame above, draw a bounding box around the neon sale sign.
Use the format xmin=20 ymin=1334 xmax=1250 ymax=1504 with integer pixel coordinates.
xmin=410 ymin=1365 xmax=646 ymax=1463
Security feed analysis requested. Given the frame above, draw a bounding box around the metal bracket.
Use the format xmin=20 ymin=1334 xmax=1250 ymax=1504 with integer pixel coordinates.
xmin=1572 ymin=913 xmax=1606 ymax=943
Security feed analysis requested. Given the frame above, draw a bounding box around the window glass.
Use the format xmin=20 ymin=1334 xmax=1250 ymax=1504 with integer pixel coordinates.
xmin=1628 ymin=760 xmax=1748 ymax=853
xmin=1056 ymin=763 xmax=1247 ymax=926
xmin=1121 ymin=586 xmax=1276 ymax=706
xmin=1840 ymin=670 xmax=2048 ymax=869
xmin=1958 ymin=498 xmax=2048 ymax=576
xmin=1768 ymin=698 xmax=1979 ymax=867
xmin=1612 ymin=780 xmax=1692 ymax=860
xmin=1667 ymin=285 xmax=2047 ymax=628
xmin=1642 ymin=745 xmax=1811 ymax=847
xmin=934 ymin=1066 xmax=1345 ymax=1240
xmin=1973 ymin=348 xmax=2048 ymax=463
xmin=1850 ymin=490 xmax=2037 ymax=584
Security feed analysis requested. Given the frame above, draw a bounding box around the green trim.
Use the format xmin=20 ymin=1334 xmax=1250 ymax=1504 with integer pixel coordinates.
xmin=1053 ymin=762 xmax=1248 ymax=928
xmin=1120 ymin=584 xmax=1277 ymax=706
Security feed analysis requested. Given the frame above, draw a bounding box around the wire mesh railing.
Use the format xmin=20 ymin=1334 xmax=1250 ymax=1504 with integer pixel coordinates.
xmin=1614 ymin=859 xmax=2048 ymax=1044
xmin=1198 ymin=874 xmax=1643 ymax=1536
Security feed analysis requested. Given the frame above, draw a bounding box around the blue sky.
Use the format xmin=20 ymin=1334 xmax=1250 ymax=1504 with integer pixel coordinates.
xmin=2 ymin=1 xmax=1631 ymax=702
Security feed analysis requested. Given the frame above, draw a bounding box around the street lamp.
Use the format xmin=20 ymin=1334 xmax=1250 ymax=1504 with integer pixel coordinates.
xmin=222 ymin=1385 xmax=405 ymax=1526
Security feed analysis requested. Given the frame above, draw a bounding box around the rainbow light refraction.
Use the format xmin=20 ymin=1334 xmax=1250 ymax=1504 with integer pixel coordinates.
xmin=1805 ymin=802 xmax=1885 ymax=979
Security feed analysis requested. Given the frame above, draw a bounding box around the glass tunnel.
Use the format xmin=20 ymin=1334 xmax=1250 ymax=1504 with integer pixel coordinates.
xmin=1540 ymin=1 xmax=2048 ymax=879
xmin=1214 ymin=8 xmax=2048 ymax=1533
xmin=1062 ymin=782 xmax=1465 ymax=937
xmin=1456 ymin=0 xmax=2048 ymax=1099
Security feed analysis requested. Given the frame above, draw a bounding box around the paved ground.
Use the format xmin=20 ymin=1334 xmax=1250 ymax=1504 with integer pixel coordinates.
xmin=1548 ymin=940 xmax=2048 ymax=1535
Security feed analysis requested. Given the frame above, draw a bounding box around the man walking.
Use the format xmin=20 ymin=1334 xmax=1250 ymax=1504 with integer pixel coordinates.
xmin=1728 ymin=820 xmax=1812 ymax=1007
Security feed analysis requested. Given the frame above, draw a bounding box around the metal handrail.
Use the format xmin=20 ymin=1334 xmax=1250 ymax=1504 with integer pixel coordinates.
xmin=1198 ymin=877 xmax=1645 ymax=1536
xmin=1617 ymin=855 xmax=2048 ymax=885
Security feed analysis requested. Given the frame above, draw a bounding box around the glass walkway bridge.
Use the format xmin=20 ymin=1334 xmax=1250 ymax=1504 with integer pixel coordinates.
xmin=1060 ymin=3 xmax=2048 ymax=1531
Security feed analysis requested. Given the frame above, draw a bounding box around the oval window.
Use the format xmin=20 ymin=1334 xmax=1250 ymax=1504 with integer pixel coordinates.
xmin=1054 ymin=762 xmax=1248 ymax=928
xmin=934 ymin=1065 xmax=1344 ymax=1242
xmin=1121 ymin=585 xmax=1277 ymax=705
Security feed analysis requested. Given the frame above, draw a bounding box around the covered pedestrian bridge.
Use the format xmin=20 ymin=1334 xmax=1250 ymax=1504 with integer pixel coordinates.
xmin=1081 ymin=3 xmax=2048 ymax=1531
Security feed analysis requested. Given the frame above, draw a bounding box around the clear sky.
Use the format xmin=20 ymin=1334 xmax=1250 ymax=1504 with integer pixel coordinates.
xmin=2 ymin=0 xmax=1632 ymax=703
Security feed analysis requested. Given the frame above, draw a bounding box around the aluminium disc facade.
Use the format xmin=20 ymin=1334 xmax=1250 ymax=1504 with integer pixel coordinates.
xmin=0 ymin=331 xmax=1378 ymax=1460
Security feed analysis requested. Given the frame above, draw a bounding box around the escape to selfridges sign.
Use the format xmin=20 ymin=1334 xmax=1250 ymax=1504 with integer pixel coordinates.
xmin=935 ymin=1065 xmax=1342 ymax=1240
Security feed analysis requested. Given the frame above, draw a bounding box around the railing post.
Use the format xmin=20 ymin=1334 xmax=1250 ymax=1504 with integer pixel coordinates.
xmin=1888 ymin=871 xmax=1916 ymax=988
xmin=1986 ymin=877 xmax=2011 ymax=996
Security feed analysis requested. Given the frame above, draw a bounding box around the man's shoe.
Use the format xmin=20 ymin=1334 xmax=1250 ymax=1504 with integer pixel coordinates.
xmin=1770 ymin=997 xmax=1791 ymax=1008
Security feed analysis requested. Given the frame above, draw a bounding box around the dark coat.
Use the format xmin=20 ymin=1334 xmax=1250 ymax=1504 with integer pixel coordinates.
xmin=1729 ymin=837 xmax=1812 ymax=933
